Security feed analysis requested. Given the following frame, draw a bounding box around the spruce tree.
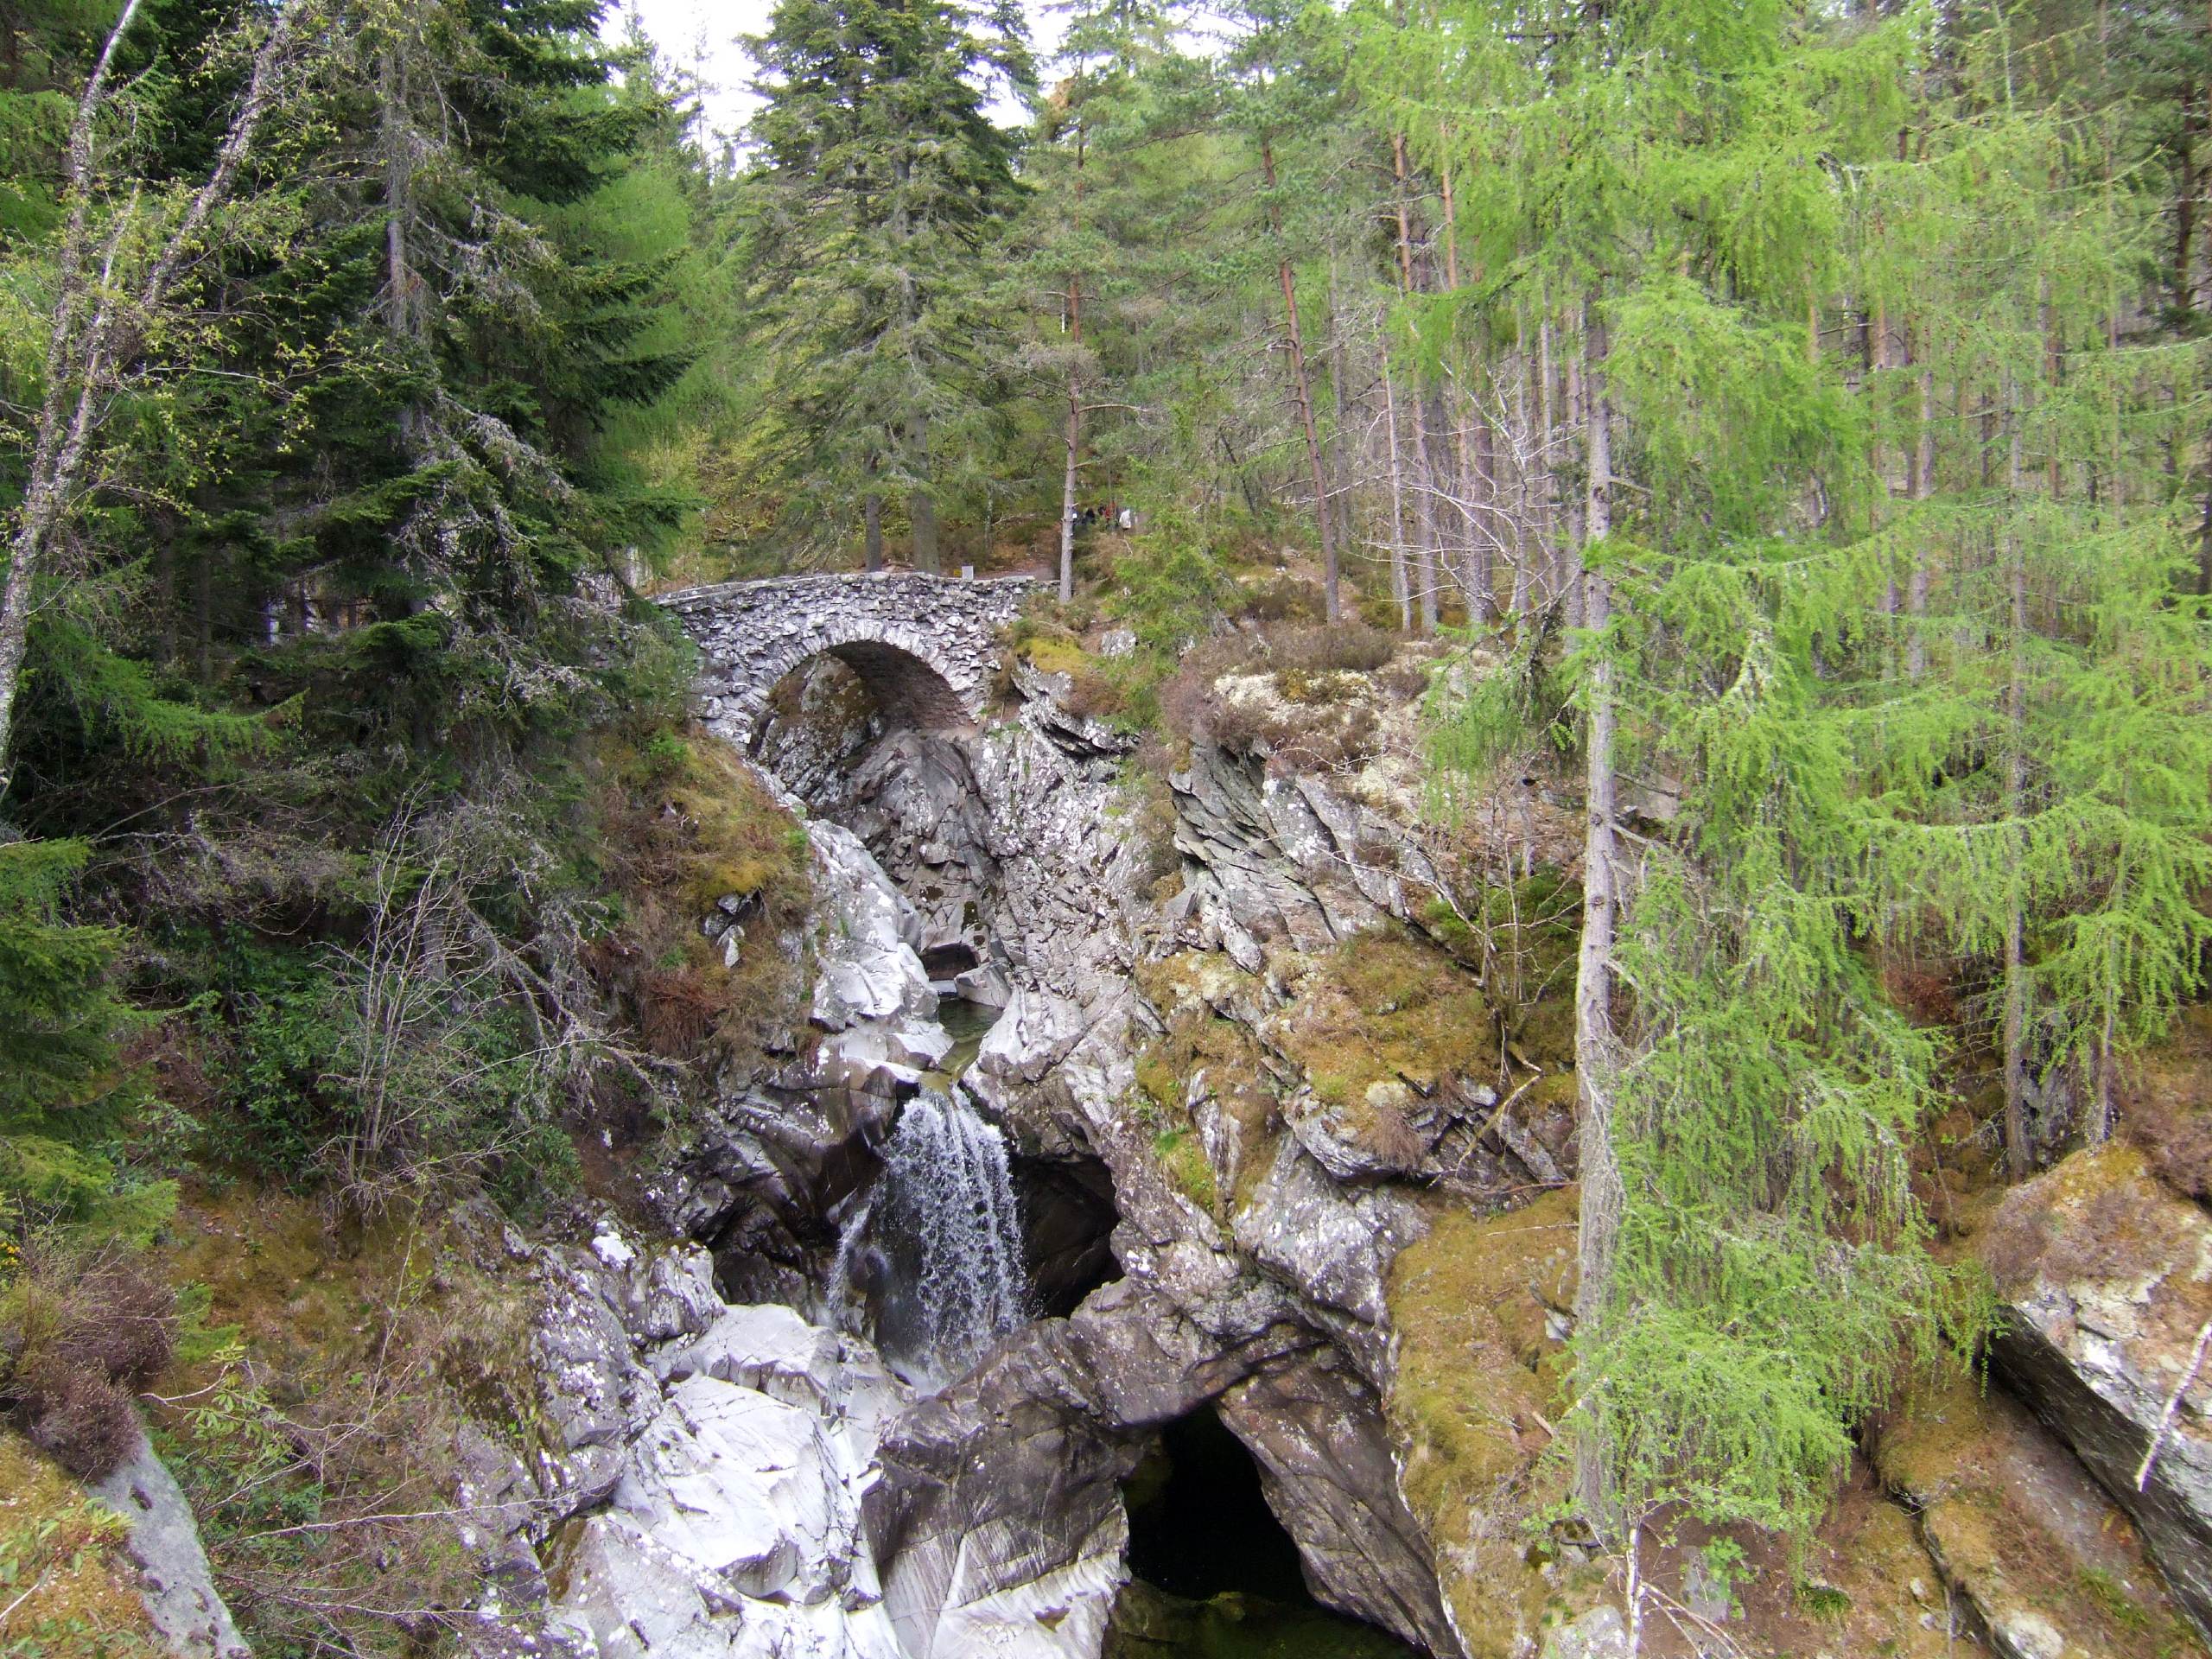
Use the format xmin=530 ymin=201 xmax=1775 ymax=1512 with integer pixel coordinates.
xmin=741 ymin=0 xmax=1031 ymax=570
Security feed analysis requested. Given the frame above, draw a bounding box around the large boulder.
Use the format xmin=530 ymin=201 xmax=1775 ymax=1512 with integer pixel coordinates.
xmin=865 ymin=1283 xmax=1313 ymax=1659
xmin=531 ymin=1246 xmax=661 ymax=1513
xmin=1981 ymin=1147 xmax=2212 ymax=1640
xmin=806 ymin=820 xmax=948 ymax=1071
xmin=550 ymin=1305 xmax=908 ymax=1659
xmin=1872 ymin=1370 xmax=2196 ymax=1659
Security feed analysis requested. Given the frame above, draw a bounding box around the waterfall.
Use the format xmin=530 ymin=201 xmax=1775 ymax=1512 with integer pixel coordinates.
xmin=837 ymin=1092 xmax=1027 ymax=1376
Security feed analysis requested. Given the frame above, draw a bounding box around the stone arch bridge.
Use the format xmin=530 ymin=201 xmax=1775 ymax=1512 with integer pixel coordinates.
xmin=658 ymin=571 xmax=1042 ymax=749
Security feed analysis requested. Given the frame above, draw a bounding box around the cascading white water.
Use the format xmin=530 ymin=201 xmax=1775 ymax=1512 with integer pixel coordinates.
xmin=840 ymin=1091 xmax=1027 ymax=1376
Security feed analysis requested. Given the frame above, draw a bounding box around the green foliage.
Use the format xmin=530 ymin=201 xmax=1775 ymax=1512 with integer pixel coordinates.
xmin=734 ymin=0 xmax=1033 ymax=567
xmin=0 ymin=840 xmax=167 ymax=1237
xmin=194 ymin=846 xmax=588 ymax=1213
xmin=1104 ymin=506 xmax=1233 ymax=655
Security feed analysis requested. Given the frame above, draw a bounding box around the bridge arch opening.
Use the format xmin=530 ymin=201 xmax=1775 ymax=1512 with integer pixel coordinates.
xmin=817 ymin=639 xmax=973 ymax=733
xmin=753 ymin=639 xmax=974 ymax=756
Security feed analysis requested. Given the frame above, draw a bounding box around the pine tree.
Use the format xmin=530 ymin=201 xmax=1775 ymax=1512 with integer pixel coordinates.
xmin=0 ymin=0 xmax=110 ymax=242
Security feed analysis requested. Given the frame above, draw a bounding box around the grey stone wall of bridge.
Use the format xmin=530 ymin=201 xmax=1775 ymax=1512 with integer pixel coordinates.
xmin=658 ymin=570 xmax=1043 ymax=748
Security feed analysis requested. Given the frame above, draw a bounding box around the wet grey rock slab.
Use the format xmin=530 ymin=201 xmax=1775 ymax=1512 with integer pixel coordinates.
xmin=549 ymin=1301 xmax=912 ymax=1659
xmin=93 ymin=1432 xmax=252 ymax=1659
xmin=531 ymin=1246 xmax=660 ymax=1512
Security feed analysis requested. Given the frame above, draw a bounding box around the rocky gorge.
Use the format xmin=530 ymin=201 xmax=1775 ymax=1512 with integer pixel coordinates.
xmin=333 ymin=613 xmax=2183 ymax=1659
xmin=105 ymin=616 xmax=2212 ymax=1659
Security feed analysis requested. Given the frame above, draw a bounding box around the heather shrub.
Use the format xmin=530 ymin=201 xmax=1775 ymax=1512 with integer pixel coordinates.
xmin=16 ymin=1353 xmax=141 ymax=1478
xmin=2 ymin=1243 xmax=174 ymax=1481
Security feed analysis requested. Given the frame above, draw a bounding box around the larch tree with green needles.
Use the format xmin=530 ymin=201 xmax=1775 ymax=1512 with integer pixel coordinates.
xmin=1848 ymin=7 xmax=2212 ymax=1176
xmin=1422 ymin=0 xmax=1991 ymax=1605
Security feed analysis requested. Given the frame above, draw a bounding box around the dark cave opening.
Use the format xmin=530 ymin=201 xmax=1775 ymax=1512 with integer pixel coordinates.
xmin=1125 ymin=1403 xmax=1309 ymax=1602
xmin=920 ymin=941 xmax=980 ymax=981
xmin=1117 ymin=1405 xmax=1423 ymax=1658
xmin=1010 ymin=1153 xmax=1121 ymax=1318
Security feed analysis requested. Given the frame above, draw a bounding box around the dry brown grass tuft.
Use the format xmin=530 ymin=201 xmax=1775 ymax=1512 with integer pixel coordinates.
xmin=2 ymin=1243 xmax=175 ymax=1481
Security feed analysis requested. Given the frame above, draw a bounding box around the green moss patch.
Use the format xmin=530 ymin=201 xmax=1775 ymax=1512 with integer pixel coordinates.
xmin=1130 ymin=1006 xmax=1276 ymax=1215
xmin=157 ymin=1183 xmax=539 ymax=1654
xmin=1384 ymin=1187 xmax=1580 ymax=1657
xmin=1274 ymin=931 xmax=1496 ymax=1122
xmin=0 ymin=1433 xmax=156 ymax=1656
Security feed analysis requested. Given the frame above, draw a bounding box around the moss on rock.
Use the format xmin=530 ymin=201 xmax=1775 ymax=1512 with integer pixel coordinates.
xmin=1384 ymin=1186 xmax=1581 ymax=1657
xmin=1274 ymin=931 xmax=1494 ymax=1111
xmin=0 ymin=1433 xmax=158 ymax=1656
xmin=1871 ymin=1370 xmax=2201 ymax=1659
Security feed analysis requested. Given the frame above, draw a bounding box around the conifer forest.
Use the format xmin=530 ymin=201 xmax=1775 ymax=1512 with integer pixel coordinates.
xmin=6 ymin=1 xmax=2212 ymax=1656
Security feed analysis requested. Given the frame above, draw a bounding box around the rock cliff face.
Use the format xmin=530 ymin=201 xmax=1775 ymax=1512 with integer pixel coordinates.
xmin=748 ymin=657 xmax=1489 ymax=1658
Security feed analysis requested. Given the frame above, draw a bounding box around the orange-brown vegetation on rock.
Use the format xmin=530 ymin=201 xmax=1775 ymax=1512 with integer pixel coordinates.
xmin=581 ymin=729 xmax=813 ymax=1074
xmin=2121 ymin=1002 xmax=2212 ymax=1202
xmin=1978 ymin=1145 xmax=2212 ymax=1329
xmin=1 ymin=1243 xmax=175 ymax=1479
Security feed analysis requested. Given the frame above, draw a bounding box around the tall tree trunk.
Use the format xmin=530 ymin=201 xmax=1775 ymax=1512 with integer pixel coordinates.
xmin=907 ymin=413 xmax=939 ymax=574
xmin=1412 ymin=392 xmax=1440 ymax=634
xmin=1538 ymin=300 xmax=1565 ymax=616
xmin=1465 ymin=391 xmax=1496 ymax=625
xmin=1058 ymin=378 xmax=1080 ymax=600
xmin=1382 ymin=353 xmax=1412 ymax=631
xmin=1388 ymin=133 xmax=1435 ymax=633
xmin=0 ymin=0 xmax=289 ymax=795
xmin=2002 ymin=379 xmax=2033 ymax=1179
xmin=1326 ymin=258 xmax=1354 ymax=566
xmin=2178 ymin=90 xmax=2198 ymax=316
xmin=865 ymin=492 xmax=885 ymax=572
xmin=1435 ymin=138 xmax=1492 ymax=625
xmin=1261 ymin=134 xmax=1338 ymax=623
xmin=1058 ymin=124 xmax=1086 ymax=603
xmin=1906 ymin=348 xmax=1935 ymax=677
xmin=1510 ymin=307 xmax=1535 ymax=615
xmin=1561 ymin=324 xmax=1586 ymax=630
xmin=1059 ymin=280 xmax=1083 ymax=601
xmin=382 ymin=41 xmax=416 ymax=346
xmin=1573 ymin=303 xmax=1625 ymax=1518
